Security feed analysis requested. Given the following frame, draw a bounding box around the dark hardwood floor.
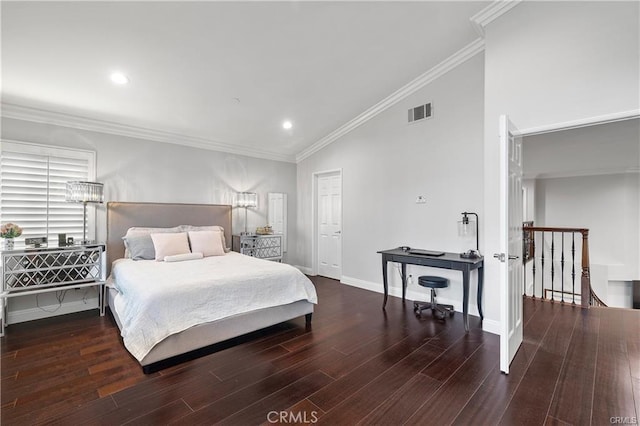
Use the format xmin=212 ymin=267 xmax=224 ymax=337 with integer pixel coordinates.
xmin=1 ymin=276 xmax=638 ymax=425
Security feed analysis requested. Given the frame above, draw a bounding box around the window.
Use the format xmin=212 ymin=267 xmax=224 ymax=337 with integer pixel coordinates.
xmin=0 ymin=140 xmax=97 ymax=245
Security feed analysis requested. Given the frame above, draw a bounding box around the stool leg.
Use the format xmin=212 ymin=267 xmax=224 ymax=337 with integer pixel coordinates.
xmin=430 ymin=288 xmax=443 ymax=320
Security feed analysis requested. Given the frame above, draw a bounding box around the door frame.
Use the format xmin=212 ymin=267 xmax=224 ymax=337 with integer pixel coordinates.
xmin=495 ymin=110 xmax=640 ymax=372
xmin=311 ymin=168 xmax=343 ymax=277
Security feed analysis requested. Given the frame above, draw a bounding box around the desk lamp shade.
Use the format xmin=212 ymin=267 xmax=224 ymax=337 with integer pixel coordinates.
xmin=65 ymin=181 xmax=104 ymax=243
xmin=458 ymin=214 xmax=476 ymax=238
xmin=458 ymin=211 xmax=479 ymax=256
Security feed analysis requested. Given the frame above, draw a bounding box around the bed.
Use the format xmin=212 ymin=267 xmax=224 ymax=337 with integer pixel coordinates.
xmin=106 ymin=202 xmax=316 ymax=373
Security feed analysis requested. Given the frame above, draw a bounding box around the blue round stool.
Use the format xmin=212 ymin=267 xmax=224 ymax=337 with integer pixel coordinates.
xmin=413 ymin=276 xmax=455 ymax=320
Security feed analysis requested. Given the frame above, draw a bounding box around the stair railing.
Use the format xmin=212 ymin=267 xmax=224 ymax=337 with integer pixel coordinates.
xmin=522 ymin=226 xmax=605 ymax=308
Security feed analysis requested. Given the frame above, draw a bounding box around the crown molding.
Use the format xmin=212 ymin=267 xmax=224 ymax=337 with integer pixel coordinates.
xmin=0 ymin=103 xmax=296 ymax=163
xmin=295 ymin=37 xmax=485 ymax=163
xmin=524 ymin=167 xmax=640 ymax=180
xmin=520 ymin=109 xmax=640 ymax=137
xmin=470 ymin=0 xmax=523 ymax=37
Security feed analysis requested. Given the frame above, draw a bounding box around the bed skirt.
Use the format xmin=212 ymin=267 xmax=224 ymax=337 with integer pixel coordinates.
xmin=107 ymin=286 xmax=313 ymax=372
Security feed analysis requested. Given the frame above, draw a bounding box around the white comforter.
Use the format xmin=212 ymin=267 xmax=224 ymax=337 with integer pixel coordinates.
xmin=110 ymin=252 xmax=317 ymax=361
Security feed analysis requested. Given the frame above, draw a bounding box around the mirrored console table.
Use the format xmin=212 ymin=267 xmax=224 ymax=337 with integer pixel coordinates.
xmin=232 ymin=234 xmax=282 ymax=262
xmin=1 ymin=243 xmax=106 ymax=336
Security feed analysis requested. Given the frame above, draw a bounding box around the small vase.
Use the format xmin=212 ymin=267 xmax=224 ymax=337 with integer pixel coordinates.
xmin=3 ymin=238 xmax=14 ymax=251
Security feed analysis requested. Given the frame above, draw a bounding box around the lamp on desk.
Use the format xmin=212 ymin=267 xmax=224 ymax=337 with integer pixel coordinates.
xmin=458 ymin=211 xmax=480 ymax=259
xmin=236 ymin=192 xmax=257 ymax=235
xmin=65 ymin=181 xmax=104 ymax=244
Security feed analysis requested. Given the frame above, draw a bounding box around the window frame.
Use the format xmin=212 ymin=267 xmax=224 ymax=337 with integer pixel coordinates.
xmin=0 ymin=139 xmax=97 ymax=245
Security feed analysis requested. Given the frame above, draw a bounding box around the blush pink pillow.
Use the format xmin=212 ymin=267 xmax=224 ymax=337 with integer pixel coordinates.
xmin=188 ymin=230 xmax=225 ymax=257
xmin=150 ymin=232 xmax=191 ymax=261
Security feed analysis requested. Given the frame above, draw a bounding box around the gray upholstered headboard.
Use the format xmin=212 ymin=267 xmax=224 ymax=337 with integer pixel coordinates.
xmin=106 ymin=202 xmax=232 ymax=274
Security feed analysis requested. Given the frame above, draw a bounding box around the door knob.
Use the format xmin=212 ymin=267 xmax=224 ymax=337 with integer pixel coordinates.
xmin=493 ymin=253 xmax=519 ymax=262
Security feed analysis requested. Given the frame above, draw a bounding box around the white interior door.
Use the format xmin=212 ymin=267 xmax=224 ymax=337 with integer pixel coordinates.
xmin=499 ymin=115 xmax=524 ymax=374
xmin=268 ymin=193 xmax=287 ymax=252
xmin=317 ymin=172 xmax=342 ymax=279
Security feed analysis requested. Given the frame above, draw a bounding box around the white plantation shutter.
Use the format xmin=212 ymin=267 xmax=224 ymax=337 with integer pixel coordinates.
xmin=0 ymin=141 xmax=96 ymax=246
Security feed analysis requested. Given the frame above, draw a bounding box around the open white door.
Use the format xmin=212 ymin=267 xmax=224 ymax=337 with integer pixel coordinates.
xmin=498 ymin=115 xmax=524 ymax=374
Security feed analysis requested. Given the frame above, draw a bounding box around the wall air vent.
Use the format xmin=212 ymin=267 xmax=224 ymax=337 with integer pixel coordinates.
xmin=408 ymin=102 xmax=432 ymax=124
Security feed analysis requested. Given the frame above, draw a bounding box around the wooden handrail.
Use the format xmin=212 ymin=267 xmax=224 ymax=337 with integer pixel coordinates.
xmin=523 ymin=226 xmax=588 ymax=233
xmin=523 ymin=225 xmax=604 ymax=308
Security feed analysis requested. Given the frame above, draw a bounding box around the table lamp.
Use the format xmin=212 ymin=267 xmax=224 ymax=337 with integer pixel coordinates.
xmin=65 ymin=181 xmax=104 ymax=244
xmin=458 ymin=211 xmax=480 ymax=259
xmin=236 ymin=192 xmax=258 ymax=234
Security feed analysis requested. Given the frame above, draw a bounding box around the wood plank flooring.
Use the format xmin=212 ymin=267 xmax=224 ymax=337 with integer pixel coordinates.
xmin=1 ymin=276 xmax=638 ymax=425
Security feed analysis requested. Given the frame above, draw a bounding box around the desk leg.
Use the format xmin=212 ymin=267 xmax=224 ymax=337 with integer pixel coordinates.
xmin=462 ymin=268 xmax=470 ymax=332
xmin=401 ymin=263 xmax=407 ymax=302
xmin=382 ymin=259 xmax=389 ymax=310
xmin=477 ymin=266 xmax=484 ymax=321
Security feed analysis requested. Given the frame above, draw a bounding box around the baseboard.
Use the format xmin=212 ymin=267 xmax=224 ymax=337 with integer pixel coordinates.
xmin=295 ymin=265 xmax=314 ymax=275
xmin=7 ymin=298 xmax=99 ymax=325
xmin=482 ymin=319 xmax=500 ymax=335
xmin=341 ymin=275 xmax=482 ymax=317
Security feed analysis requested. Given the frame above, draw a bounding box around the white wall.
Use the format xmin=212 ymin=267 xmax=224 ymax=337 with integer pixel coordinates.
xmin=524 ymin=119 xmax=640 ymax=178
xmin=536 ymin=173 xmax=639 ymax=280
xmin=1 ymin=117 xmax=297 ymax=321
xmin=296 ymin=54 xmax=486 ymax=319
xmin=483 ymin=1 xmax=640 ymax=323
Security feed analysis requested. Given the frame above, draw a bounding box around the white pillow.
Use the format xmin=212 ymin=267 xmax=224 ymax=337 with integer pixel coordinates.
xmin=188 ymin=231 xmax=225 ymax=257
xmin=181 ymin=225 xmax=231 ymax=253
xmin=164 ymin=252 xmax=204 ymax=262
xmin=150 ymin=232 xmax=191 ymax=261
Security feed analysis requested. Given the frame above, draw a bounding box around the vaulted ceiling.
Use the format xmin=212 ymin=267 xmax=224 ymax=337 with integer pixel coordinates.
xmin=1 ymin=1 xmax=490 ymax=162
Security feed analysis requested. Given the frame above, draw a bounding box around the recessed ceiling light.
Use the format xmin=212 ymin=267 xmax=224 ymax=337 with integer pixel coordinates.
xmin=110 ymin=72 xmax=129 ymax=85
xmin=282 ymin=120 xmax=293 ymax=130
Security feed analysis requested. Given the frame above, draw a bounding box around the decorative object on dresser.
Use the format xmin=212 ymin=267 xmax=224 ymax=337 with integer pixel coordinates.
xmin=1 ymin=222 xmax=22 ymax=251
xmin=25 ymin=236 xmax=48 ymax=248
xmin=235 ymin=192 xmax=257 ymax=234
xmin=232 ymin=234 xmax=282 ymax=262
xmin=1 ymin=243 xmax=106 ymax=336
xmin=65 ymin=181 xmax=104 ymax=244
xmin=255 ymin=225 xmax=273 ymax=235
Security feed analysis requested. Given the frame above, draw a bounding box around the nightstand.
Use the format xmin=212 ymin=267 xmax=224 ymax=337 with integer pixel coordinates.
xmin=232 ymin=234 xmax=282 ymax=261
xmin=1 ymin=243 xmax=106 ymax=336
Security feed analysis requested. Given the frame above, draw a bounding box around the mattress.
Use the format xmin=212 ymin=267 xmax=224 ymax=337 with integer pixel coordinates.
xmin=109 ymin=252 xmax=317 ymax=361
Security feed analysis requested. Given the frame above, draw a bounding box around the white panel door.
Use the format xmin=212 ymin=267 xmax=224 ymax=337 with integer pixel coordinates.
xmin=499 ymin=115 xmax=524 ymax=374
xmin=317 ymin=173 xmax=342 ymax=279
xmin=268 ymin=193 xmax=287 ymax=252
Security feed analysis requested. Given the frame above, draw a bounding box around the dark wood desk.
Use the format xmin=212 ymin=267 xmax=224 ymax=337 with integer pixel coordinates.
xmin=378 ymin=248 xmax=484 ymax=332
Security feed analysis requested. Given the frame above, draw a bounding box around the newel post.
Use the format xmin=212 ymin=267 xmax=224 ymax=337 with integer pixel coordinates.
xmin=580 ymin=229 xmax=590 ymax=308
